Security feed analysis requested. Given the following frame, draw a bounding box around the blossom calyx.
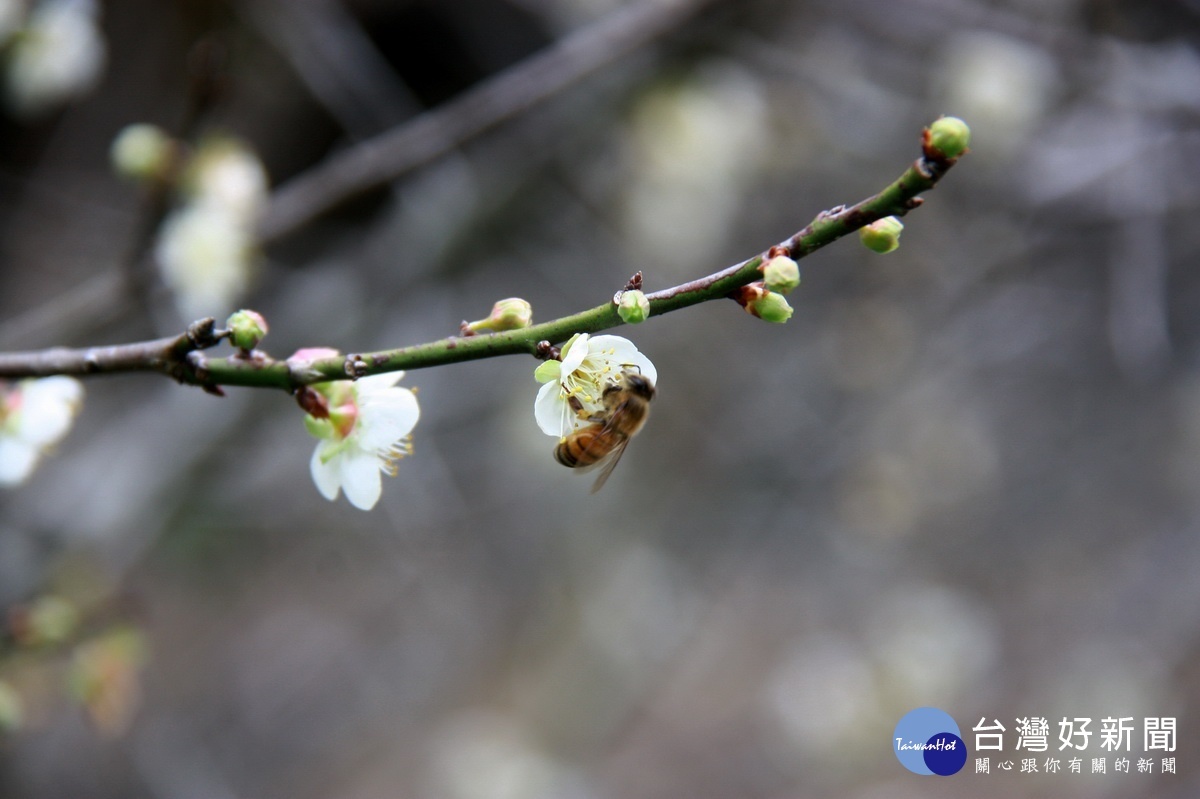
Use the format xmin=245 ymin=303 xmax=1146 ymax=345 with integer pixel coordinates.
xmin=925 ymin=116 xmax=971 ymax=160
xmin=617 ymin=289 xmax=651 ymax=324
xmin=463 ymin=298 xmax=533 ymax=334
xmin=762 ymin=255 xmax=801 ymax=294
xmin=732 ymin=283 xmax=793 ymax=323
xmin=226 ymin=309 xmax=268 ymax=351
xmin=859 ymin=216 xmax=905 ymax=254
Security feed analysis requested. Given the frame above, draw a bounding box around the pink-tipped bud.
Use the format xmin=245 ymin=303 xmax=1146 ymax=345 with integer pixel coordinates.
xmin=226 ymin=309 xmax=268 ymax=351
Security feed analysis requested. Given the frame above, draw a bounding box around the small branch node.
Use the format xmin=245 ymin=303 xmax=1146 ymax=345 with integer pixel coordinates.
xmin=344 ymin=354 xmax=371 ymax=379
xmin=185 ymin=317 xmax=221 ymax=349
xmin=535 ymin=340 xmax=560 ymax=361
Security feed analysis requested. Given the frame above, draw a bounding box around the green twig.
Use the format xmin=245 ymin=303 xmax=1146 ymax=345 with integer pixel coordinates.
xmin=0 ymin=139 xmax=961 ymax=391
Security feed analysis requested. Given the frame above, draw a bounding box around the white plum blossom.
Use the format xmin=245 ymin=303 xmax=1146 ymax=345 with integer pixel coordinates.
xmin=5 ymin=0 xmax=106 ymax=118
xmin=0 ymin=376 xmax=84 ymax=487
xmin=533 ymin=333 xmax=656 ymax=439
xmin=301 ymin=366 xmax=420 ymax=511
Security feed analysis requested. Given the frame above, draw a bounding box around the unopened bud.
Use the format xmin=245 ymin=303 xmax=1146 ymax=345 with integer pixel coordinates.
xmin=762 ymin=255 xmax=801 ymax=294
xmin=226 ymin=309 xmax=268 ymax=351
xmin=463 ymin=298 xmax=533 ymax=334
xmin=733 ymin=283 xmax=794 ymax=324
xmin=111 ymin=124 xmax=174 ymax=182
xmin=926 ymin=116 xmax=971 ymax=159
xmin=617 ymin=289 xmax=650 ymax=324
xmin=859 ymin=216 xmax=904 ymax=254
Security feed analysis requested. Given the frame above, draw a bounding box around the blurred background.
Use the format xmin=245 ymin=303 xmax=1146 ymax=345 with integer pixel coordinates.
xmin=1 ymin=0 xmax=1199 ymax=796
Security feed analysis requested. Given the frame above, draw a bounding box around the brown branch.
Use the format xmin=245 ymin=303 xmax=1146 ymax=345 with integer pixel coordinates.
xmin=0 ymin=318 xmax=225 ymax=385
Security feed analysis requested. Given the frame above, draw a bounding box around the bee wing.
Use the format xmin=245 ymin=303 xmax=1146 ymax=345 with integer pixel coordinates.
xmin=573 ymin=397 xmax=641 ymax=492
xmin=577 ymin=438 xmax=626 ymax=493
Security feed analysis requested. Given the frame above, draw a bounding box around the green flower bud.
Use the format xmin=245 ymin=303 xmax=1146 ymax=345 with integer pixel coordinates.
xmin=859 ymin=216 xmax=904 ymax=254
xmin=927 ymin=116 xmax=971 ymax=159
xmin=733 ymin=283 xmax=793 ymax=323
xmin=464 ymin=298 xmax=533 ymax=334
xmin=762 ymin=255 xmax=801 ymax=294
xmin=110 ymin=124 xmax=174 ymax=182
xmin=752 ymin=290 xmax=794 ymax=323
xmin=226 ymin=309 xmax=269 ymax=351
xmin=0 ymin=681 xmax=22 ymax=733
xmin=617 ymin=289 xmax=651 ymax=324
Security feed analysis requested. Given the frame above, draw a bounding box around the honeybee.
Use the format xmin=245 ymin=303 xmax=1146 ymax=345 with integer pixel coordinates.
xmin=554 ymin=371 xmax=655 ymax=492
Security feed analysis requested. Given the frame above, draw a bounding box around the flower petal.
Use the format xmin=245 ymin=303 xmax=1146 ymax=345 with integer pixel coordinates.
xmin=358 ymin=388 xmax=420 ymax=450
xmin=534 ymin=380 xmax=567 ymax=437
xmin=339 ymin=451 xmax=383 ymax=510
xmin=559 ymin=333 xmax=589 ymax=376
xmin=588 ymin=335 xmax=657 ymax=384
xmin=309 ymin=442 xmax=342 ymax=501
xmin=18 ymin=377 xmax=83 ymax=445
xmin=355 ymin=371 xmax=405 ymax=393
xmin=0 ymin=438 xmax=39 ymax=487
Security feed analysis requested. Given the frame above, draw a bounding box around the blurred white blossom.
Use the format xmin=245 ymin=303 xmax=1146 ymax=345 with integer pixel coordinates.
xmin=183 ymin=139 xmax=270 ymax=219
xmin=155 ymin=137 xmax=268 ymax=320
xmin=936 ymin=31 xmax=1058 ymax=156
xmin=621 ymin=62 xmax=768 ymax=276
xmin=0 ymin=376 xmax=84 ymax=487
xmin=4 ymin=0 xmax=106 ymax=118
xmin=155 ymin=204 xmax=255 ymax=322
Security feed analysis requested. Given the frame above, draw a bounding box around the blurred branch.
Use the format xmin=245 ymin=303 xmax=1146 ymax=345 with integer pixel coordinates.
xmin=257 ymin=0 xmax=723 ymax=245
xmin=0 ymin=132 xmax=964 ymax=388
xmin=243 ymin=0 xmax=421 ymax=139
xmin=0 ymin=36 xmax=235 ymax=349
xmin=0 ymin=0 xmax=717 ymax=351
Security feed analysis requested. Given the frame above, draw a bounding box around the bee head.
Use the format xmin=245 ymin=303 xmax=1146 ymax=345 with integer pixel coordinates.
xmin=623 ymin=371 xmax=656 ymax=400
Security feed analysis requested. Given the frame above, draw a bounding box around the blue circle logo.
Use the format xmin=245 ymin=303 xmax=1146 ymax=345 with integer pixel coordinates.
xmin=893 ymin=707 xmax=967 ymax=775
